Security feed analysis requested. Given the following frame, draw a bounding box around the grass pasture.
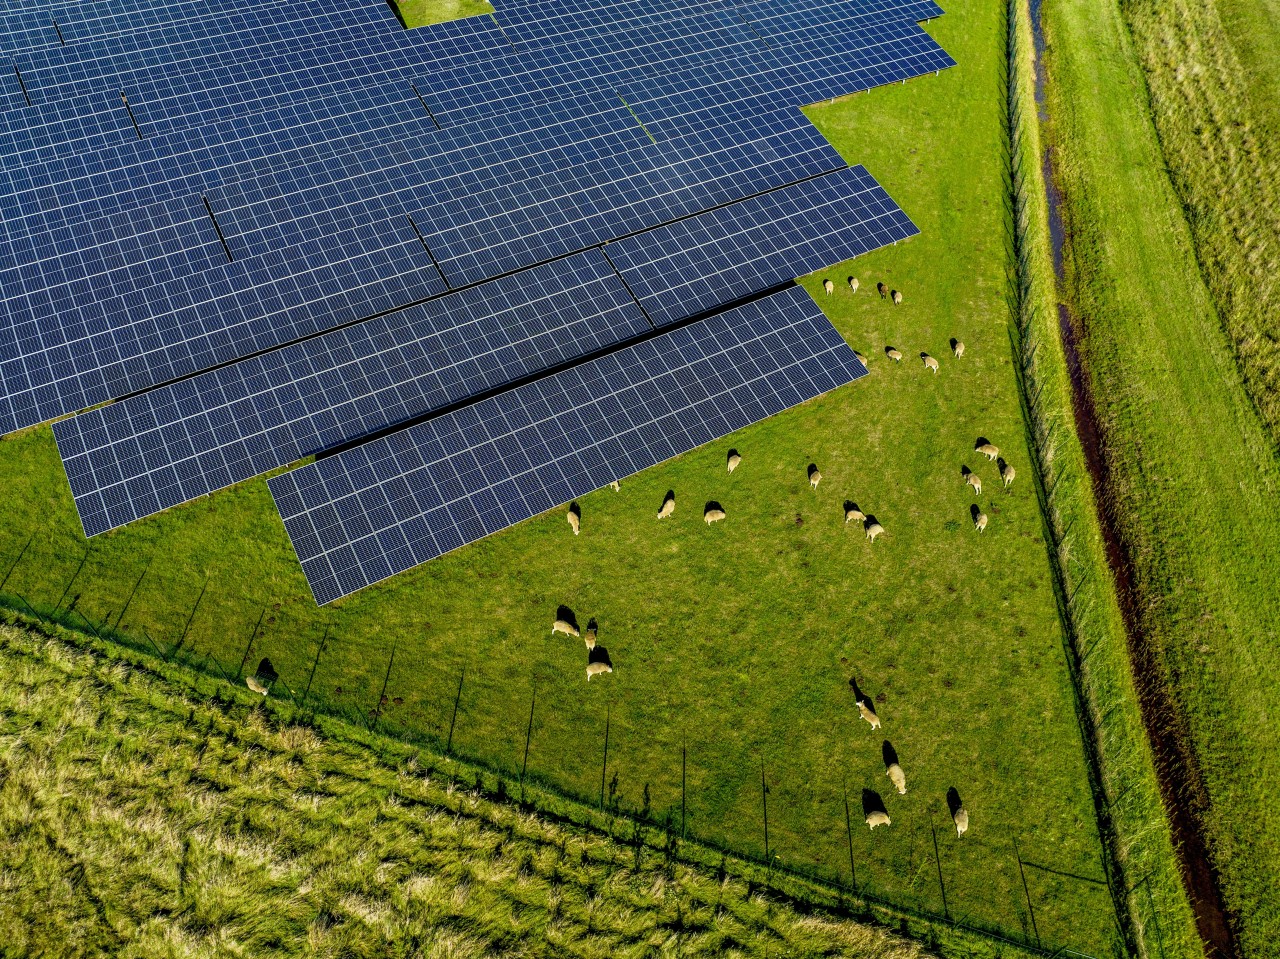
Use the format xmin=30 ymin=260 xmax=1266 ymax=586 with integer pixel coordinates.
xmin=1043 ymin=0 xmax=1280 ymax=949
xmin=0 ymin=0 xmax=1124 ymax=952
xmin=0 ymin=622 xmax=946 ymax=959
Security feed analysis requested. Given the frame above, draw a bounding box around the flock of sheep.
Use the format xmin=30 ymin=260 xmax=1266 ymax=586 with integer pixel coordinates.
xmin=551 ymin=277 xmax=1003 ymax=838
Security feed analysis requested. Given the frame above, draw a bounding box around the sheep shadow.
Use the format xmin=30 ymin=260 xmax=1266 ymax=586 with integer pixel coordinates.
xmin=556 ymin=605 xmax=579 ymax=630
xmin=974 ymin=436 xmax=993 ymax=450
xmin=883 ymin=345 xmax=899 ymax=358
xmin=863 ymin=514 xmax=881 ymax=532
xmin=861 ymin=788 xmax=888 ymax=818
xmin=848 ymin=675 xmax=874 ymax=704
xmin=881 ymin=740 xmax=899 ymax=769
xmin=658 ymin=490 xmax=675 ymax=514
xmin=587 ymin=617 xmax=598 ymax=633
xmin=876 ymin=281 xmax=887 ymax=299
xmin=588 ymin=644 xmax=612 ymax=668
xmin=947 ymin=787 xmax=964 ymax=818
xmin=949 ymin=337 xmax=961 ymax=353
xmin=843 ymin=500 xmax=863 ymax=522
xmin=703 ymin=500 xmax=724 ymax=520
xmin=253 ymin=657 xmax=278 ymax=685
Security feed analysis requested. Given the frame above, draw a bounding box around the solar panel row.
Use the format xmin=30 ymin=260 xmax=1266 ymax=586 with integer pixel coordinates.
xmin=55 ymin=249 xmax=650 ymax=536
xmin=268 ymin=285 xmax=867 ymax=604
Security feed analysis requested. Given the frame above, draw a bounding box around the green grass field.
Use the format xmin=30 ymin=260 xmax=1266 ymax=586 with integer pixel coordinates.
xmin=1 ymin=621 xmax=949 ymax=959
xmin=0 ymin=0 xmax=1126 ymax=951
xmin=1043 ymin=0 xmax=1280 ymax=950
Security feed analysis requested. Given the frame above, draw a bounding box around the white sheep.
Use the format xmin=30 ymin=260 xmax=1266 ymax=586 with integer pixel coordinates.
xmin=727 ymin=452 xmax=742 ymax=474
xmin=974 ymin=512 xmax=988 ymax=533
xmin=922 ymin=354 xmax=939 ymax=373
xmin=552 ymin=619 xmax=580 ymax=638
xmin=966 ymin=473 xmax=982 ymax=496
xmin=587 ymin=662 xmax=613 ymax=681
xmin=886 ymin=763 xmax=907 ymax=795
xmin=245 ymin=675 xmax=269 ymax=696
xmin=1002 ymin=464 xmax=1016 ymax=488
xmin=584 ymin=626 xmax=597 ymax=650
xmin=865 ymin=522 xmax=885 ymax=543
xmin=809 ymin=468 xmax=822 ymax=490
xmin=567 ymin=509 xmax=580 ymax=535
xmin=823 ymin=278 xmax=834 ymax=295
xmin=857 ymin=699 xmax=881 ymax=729
xmin=866 ymin=810 xmax=892 ymax=830
xmin=848 ymin=276 xmax=859 ymax=293
xmin=886 ymin=348 xmax=903 ymax=362
xmin=892 ymin=290 xmax=903 ymax=306
xmin=953 ymin=806 xmax=969 ymax=837
xmin=610 ymin=480 xmax=620 ymax=492
xmin=657 ymin=495 xmax=675 ymax=519
xmin=977 ymin=443 xmax=1000 ymax=461
xmin=845 ymin=506 xmax=865 ymax=525
xmin=953 ymin=341 xmax=965 ymax=358
xmin=704 ymin=507 xmax=726 ymax=525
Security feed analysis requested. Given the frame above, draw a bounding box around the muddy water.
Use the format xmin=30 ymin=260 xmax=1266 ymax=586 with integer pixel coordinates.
xmin=1026 ymin=0 xmax=1236 ymax=955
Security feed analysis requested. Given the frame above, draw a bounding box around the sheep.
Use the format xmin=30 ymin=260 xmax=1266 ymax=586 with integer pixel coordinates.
xmin=953 ymin=340 xmax=965 ymax=358
xmin=727 ymin=451 xmax=742 ymax=473
xmin=921 ymin=353 xmax=939 ymax=373
xmin=845 ymin=505 xmax=865 ymax=525
xmin=977 ymin=443 xmax=1000 ymax=461
xmin=809 ymin=466 xmax=822 ymax=490
xmin=848 ymin=276 xmax=859 ymax=293
xmin=853 ymin=350 xmax=867 ymax=365
xmin=245 ymin=675 xmax=269 ymax=696
xmin=974 ymin=512 xmax=988 ymax=533
xmin=704 ymin=506 xmax=726 ymax=525
xmin=877 ymin=281 xmax=887 ymax=299
xmin=657 ymin=493 xmax=675 ymax=519
xmin=892 ymin=290 xmax=903 ymax=306
xmin=953 ymin=806 xmax=969 ymax=837
xmin=1002 ymin=463 xmax=1016 ymax=488
xmin=610 ymin=480 xmax=620 ymax=492
xmin=866 ymin=810 xmax=892 ymax=830
xmin=552 ymin=618 xmax=580 ymax=638
xmin=886 ymin=347 xmax=903 ymax=362
xmin=886 ymin=763 xmax=907 ymax=795
xmin=587 ymin=662 xmax=613 ymax=681
xmin=865 ymin=521 xmax=885 ymax=543
xmin=584 ymin=625 xmax=597 ymax=650
xmin=823 ymin=278 xmax=834 ymax=295
xmin=966 ymin=473 xmax=982 ymax=496
xmin=857 ymin=699 xmax=882 ymax=729
xmin=567 ymin=508 xmax=580 ymax=535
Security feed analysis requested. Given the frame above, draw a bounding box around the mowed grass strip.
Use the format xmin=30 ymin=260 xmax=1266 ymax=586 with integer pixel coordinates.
xmin=1044 ymin=0 xmax=1280 ymax=949
xmin=0 ymin=0 xmax=1116 ymax=950
xmin=0 ymin=622 xmax=941 ymax=959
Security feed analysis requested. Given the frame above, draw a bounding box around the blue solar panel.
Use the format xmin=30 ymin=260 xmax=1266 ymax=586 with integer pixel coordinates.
xmin=268 ymin=285 xmax=867 ymax=603
xmin=55 ymin=249 xmax=650 ymax=536
xmin=607 ymin=164 xmax=919 ymax=325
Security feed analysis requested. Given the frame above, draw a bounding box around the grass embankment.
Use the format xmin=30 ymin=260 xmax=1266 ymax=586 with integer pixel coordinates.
xmin=1043 ymin=0 xmax=1280 ymax=951
xmin=0 ymin=0 xmax=1116 ymax=949
xmin=395 ymin=0 xmax=493 ymax=29
xmin=0 ymin=619 xmax=1027 ymax=959
xmin=1121 ymin=0 xmax=1280 ymax=448
xmin=1003 ymin=0 xmax=1200 ymax=955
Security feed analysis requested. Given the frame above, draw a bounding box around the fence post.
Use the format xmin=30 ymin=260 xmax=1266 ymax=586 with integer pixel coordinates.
xmin=446 ymin=668 xmax=464 ymax=753
xmin=599 ymin=704 xmax=611 ymax=809
xmin=53 ymin=547 xmax=89 ymax=613
xmin=0 ymin=536 xmax=32 ymax=593
xmin=368 ymin=641 xmax=397 ymax=732
xmin=842 ymin=782 xmax=858 ymax=894
xmin=301 ymin=628 xmax=329 ymax=708
xmin=168 ymin=577 xmax=208 ymax=660
xmin=520 ymin=687 xmax=536 ymax=798
xmin=114 ymin=559 xmax=151 ymax=631
xmin=930 ymin=816 xmax=950 ymax=920
xmin=1012 ymin=831 xmax=1041 ymax=947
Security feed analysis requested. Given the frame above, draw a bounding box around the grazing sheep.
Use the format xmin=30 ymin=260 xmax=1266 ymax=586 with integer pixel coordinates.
xmin=953 ymin=806 xmax=969 ymax=837
xmin=584 ymin=625 xmax=597 ymax=650
xmin=845 ymin=505 xmax=865 ymax=524
xmin=704 ymin=506 xmax=726 ymax=525
xmin=848 ymin=276 xmax=859 ymax=293
xmin=823 ymin=278 xmax=834 ymax=295
xmin=866 ymin=810 xmax=892 ymax=830
xmin=857 ymin=699 xmax=882 ymax=729
xmin=853 ymin=350 xmax=867 ymax=365
xmin=727 ymin=451 xmax=742 ymax=473
xmin=877 ymin=281 xmax=887 ymax=299
xmin=586 ymin=662 xmax=613 ymax=681
xmin=657 ymin=493 xmax=675 ymax=519
xmin=567 ymin=508 xmax=580 ymax=535
xmin=892 ymin=290 xmax=903 ymax=306
xmin=552 ymin=618 xmax=580 ymax=638
xmin=977 ymin=443 xmax=1000 ymax=461
xmin=809 ymin=467 xmax=822 ymax=490
xmin=974 ymin=512 xmax=988 ymax=533
xmin=922 ymin=353 xmax=939 ymax=373
xmin=953 ymin=340 xmax=965 ymax=358
xmin=966 ymin=473 xmax=983 ymax=496
xmin=1002 ymin=463 xmax=1016 ymax=488
xmin=865 ymin=521 xmax=885 ymax=543
xmin=610 ymin=480 xmax=620 ymax=492
xmin=245 ymin=675 xmax=269 ymax=696
xmin=886 ymin=763 xmax=907 ymax=795
xmin=886 ymin=347 xmax=903 ymax=362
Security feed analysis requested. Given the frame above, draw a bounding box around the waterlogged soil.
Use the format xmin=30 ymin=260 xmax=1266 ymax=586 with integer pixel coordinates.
xmin=1028 ymin=0 xmax=1236 ymax=953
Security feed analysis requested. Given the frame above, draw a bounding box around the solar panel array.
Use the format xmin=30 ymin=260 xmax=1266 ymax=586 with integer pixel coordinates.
xmin=269 ymin=286 xmax=868 ymax=604
xmin=0 ymin=0 xmax=954 ymax=601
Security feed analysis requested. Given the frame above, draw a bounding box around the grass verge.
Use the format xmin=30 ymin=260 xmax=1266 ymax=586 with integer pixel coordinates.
xmin=1043 ymin=0 xmax=1280 ymax=949
xmin=1004 ymin=0 xmax=1200 ymax=955
xmin=0 ymin=614 xmax=1036 ymax=958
